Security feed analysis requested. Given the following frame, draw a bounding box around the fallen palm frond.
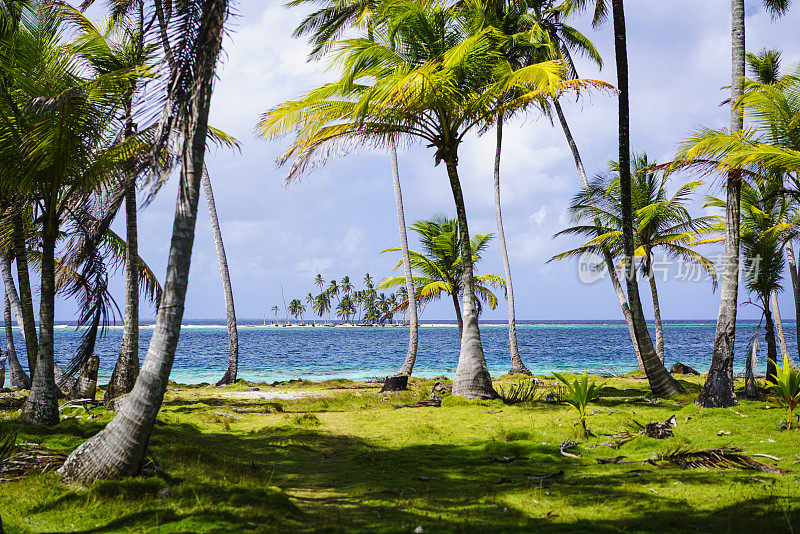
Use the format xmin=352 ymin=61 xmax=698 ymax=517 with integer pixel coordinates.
xmin=498 ymin=380 xmax=540 ymax=404
xmin=0 ymin=428 xmax=18 ymax=463
xmin=0 ymin=443 xmax=68 ymax=483
xmin=392 ymin=400 xmax=441 ymax=409
xmin=657 ymin=448 xmax=788 ymax=474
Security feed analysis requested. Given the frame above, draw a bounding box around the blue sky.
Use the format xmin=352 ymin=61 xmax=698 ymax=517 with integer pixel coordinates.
xmin=56 ymin=0 xmax=800 ymax=322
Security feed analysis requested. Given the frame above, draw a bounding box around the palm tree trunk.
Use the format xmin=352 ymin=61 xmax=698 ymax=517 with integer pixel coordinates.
xmin=5 ymin=294 xmax=30 ymax=389
xmin=769 ymin=290 xmax=796 ymax=370
xmin=202 ymin=166 xmax=239 ymax=387
xmin=11 ymin=210 xmax=38 ymax=374
xmin=451 ymin=290 xmax=463 ymax=336
xmin=494 ymin=121 xmax=531 ymax=376
xmin=104 ymin=181 xmax=141 ymax=409
xmin=646 ymin=262 xmax=665 ymax=363
xmin=445 ymin=155 xmax=497 ymax=399
xmin=784 ymin=239 xmax=800 ymax=368
xmin=389 ymin=139 xmax=418 ymax=377
xmin=58 ymin=1 xmax=225 ymax=481
xmin=553 ymin=99 xmax=643 ymax=370
xmin=0 ymin=252 xmax=26 ymax=336
xmin=20 ymin=216 xmax=60 ymax=425
xmin=764 ymin=304 xmax=778 ymax=383
xmin=697 ymin=0 xmax=744 ymax=408
xmin=611 ymin=0 xmax=683 ymax=396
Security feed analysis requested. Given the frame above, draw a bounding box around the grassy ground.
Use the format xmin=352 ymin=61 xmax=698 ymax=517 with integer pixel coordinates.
xmin=0 ymin=374 xmax=798 ymax=533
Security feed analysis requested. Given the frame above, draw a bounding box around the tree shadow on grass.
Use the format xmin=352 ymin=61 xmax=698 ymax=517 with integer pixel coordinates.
xmin=16 ymin=413 xmax=800 ymax=533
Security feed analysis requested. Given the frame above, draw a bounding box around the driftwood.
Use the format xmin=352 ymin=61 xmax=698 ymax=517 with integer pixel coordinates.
xmin=380 ymin=375 xmax=408 ymax=392
xmin=392 ymin=399 xmax=441 ymax=409
xmin=559 ymin=439 xmax=580 ymax=459
xmin=670 ymin=362 xmax=700 ymax=375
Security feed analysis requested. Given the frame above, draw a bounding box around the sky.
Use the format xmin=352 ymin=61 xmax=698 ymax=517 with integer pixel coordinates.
xmin=53 ymin=0 xmax=800 ymax=322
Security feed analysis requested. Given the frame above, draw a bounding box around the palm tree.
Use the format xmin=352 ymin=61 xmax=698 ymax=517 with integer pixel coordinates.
xmin=553 ymin=154 xmax=717 ymax=363
xmin=271 ymin=305 xmax=280 ymax=324
xmin=568 ymin=0 xmax=684 ymax=395
xmin=708 ymin=180 xmax=786 ymax=382
xmin=305 ymin=292 xmax=315 ymax=324
xmin=314 ymin=292 xmax=331 ymax=324
xmin=4 ymin=294 xmax=30 ymax=389
xmin=336 ymin=294 xmax=356 ymax=323
xmin=58 ymin=0 xmax=231 ymax=482
xmin=340 ymin=275 xmax=353 ymax=296
xmin=328 ymin=279 xmax=339 ymax=301
xmin=288 ymin=298 xmax=303 ymax=323
xmin=0 ymin=5 xmax=145 ymax=425
xmin=380 ymin=216 xmax=506 ymax=335
xmin=693 ymin=0 xmax=792 ymax=407
xmin=261 ymin=0 xmax=592 ymax=398
xmin=314 ymin=273 xmax=325 ymax=291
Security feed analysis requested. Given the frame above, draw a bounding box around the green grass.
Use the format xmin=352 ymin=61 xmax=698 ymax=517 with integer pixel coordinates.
xmin=1 ymin=375 xmax=799 ymax=533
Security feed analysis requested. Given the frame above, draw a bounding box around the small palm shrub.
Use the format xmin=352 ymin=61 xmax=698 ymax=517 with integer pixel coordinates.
xmin=498 ymin=380 xmax=540 ymax=404
xmin=767 ymin=355 xmax=800 ymax=429
xmin=552 ymin=371 xmax=606 ymax=437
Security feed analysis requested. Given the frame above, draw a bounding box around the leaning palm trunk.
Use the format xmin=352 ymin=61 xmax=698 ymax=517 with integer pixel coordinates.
xmin=769 ymin=290 xmax=796 ymax=369
xmin=5 ymin=295 xmax=30 ymax=389
xmin=445 ymin=156 xmax=497 ymax=399
xmin=553 ymin=99 xmax=643 ymax=370
xmin=494 ymin=121 xmax=531 ymax=376
xmin=105 ymin=181 xmax=141 ymax=409
xmin=697 ymin=0 xmax=744 ymax=408
xmin=11 ymin=211 xmax=38 ymax=373
xmin=20 ymin=219 xmax=60 ymax=425
xmin=202 ymin=166 xmax=239 ymax=387
xmin=58 ymin=2 xmax=225 ymax=481
xmin=389 ymin=139 xmax=418 ymax=377
xmin=784 ymin=239 xmax=800 ymax=368
xmin=611 ymin=0 xmax=683 ymax=396
xmin=647 ymin=263 xmax=665 ymax=363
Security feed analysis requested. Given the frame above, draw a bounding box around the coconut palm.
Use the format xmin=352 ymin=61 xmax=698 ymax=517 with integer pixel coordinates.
xmin=58 ymin=0 xmax=231 ymax=482
xmin=328 ymin=279 xmax=339 ymax=301
xmin=380 ymin=216 xmax=506 ymax=335
xmin=707 ymin=180 xmax=786 ymax=382
xmin=692 ymin=0 xmax=792 ymax=407
xmin=336 ymin=294 xmax=356 ymax=323
xmin=261 ymin=0 xmax=597 ymax=398
xmin=552 ymin=154 xmax=717 ymax=363
xmin=566 ymin=0 xmax=684 ymax=395
xmin=271 ymin=305 xmax=280 ymax=324
xmin=340 ymin=275 xmax=353 ymax=297
xmin=314 ymin=273 xmax=325 ymax=291
xmin=305 ymin=292 xmax=315 ymax=324
xmin=314 ymin=291 xmax=331 ymax=324
xmin=288 ymin=298 xmax=303 ymax=323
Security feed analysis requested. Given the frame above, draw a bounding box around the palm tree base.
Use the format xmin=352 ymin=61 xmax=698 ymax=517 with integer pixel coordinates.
xmin=696 ymin=369 xmax=738 ymax=407
xmin=507 ymin=365 xmax=532 ymax=376
xmin=380 ymin=375 xmax=409 ymax=392
xmin=214 ymin=369 xmax=237 ymax=388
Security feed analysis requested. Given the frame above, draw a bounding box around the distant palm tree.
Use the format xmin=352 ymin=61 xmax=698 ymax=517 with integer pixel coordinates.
xmin=380 ymin=216 xmax=506 ymax=336
xmin=337 ymin=294 xmax=356 ymax=323
xmin=328 ymin=279 xmax=339 ymax=301
xmin=314 ymin=292 xmax=331 ymax=324
xmin=340 ymin=275 xmax=353 ymax=297
xmin=552 ymin=154 xmax=717 ymax=362
xmin=306 ymin=292 xmax=315 ymax=325
xmin=271 ymin=305 xmax=280 ymax=324
xmin=315 ymin=274 xmax=325 ymax=291
xmin=288 ymin=298 xmax=303 ymax=323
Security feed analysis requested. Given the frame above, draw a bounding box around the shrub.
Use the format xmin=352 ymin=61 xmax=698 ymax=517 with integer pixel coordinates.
xmin=767 ymin=354 xmax=800 ymax=430
xmin=552 ymin=371 xmax=606 ymax=437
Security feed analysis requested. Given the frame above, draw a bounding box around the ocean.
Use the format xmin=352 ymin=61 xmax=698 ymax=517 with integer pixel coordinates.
xmin=2 ymin=320 xmax=791 ymax=384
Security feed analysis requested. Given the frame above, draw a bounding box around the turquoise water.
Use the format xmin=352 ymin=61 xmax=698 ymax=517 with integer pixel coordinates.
xmin=3 ymin=320 xmax=792 ymax=383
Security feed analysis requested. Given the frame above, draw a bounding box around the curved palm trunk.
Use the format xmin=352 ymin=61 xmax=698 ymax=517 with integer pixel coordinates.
xmin=553 ymin=99 xmax=644 ymax=370
xmin=646 ymin=263 xmax=665 ymax=363
xmin=445 ymin=156 xmax=497 ymax=399
xmin=494 ymin=121 xmax=531 ymax=376
xmin=202 ymin=166 xmax=239 ymax=387
xmin=389 ymin=140 xmax=418 ymax=377
xmin=5 ymin=295 xmax=30 ymax=389
xmin=20 ymin=219 xmax=60 ymax=425
xmin=764 ymin=304 xmax=778 ymax=383
xmin=611 ymin=0 xmax=683 ymax=396
xmin=784 ymin=239 xmax=800 ymax=368
xmin=451 ymin=290 xmax=463 ymax=337
xmin=105 ymin=182 xmax=141 ymax=408
xmin=11 ymin=210 xmax=38 ymax=373
xmin=769 ymin=290 xmax=796 ymax=370
xmin=697 ymin=0 xmax=744 ymax=407
xmin=58 ymin=5 xmax=224 ymax=479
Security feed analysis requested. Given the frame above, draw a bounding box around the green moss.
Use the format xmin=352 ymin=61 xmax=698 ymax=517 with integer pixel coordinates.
xmin=1 ymin=375 xmax=798 ymax=533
